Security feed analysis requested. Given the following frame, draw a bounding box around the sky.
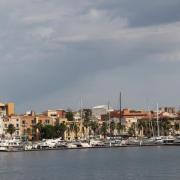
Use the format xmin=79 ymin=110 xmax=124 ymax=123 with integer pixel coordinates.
xmin=0 ymin=0 xmax=180 ymax=113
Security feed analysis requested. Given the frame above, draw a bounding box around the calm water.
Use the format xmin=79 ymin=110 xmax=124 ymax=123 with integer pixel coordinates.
xmin=0 ymin=147 xmax=180 ymax=180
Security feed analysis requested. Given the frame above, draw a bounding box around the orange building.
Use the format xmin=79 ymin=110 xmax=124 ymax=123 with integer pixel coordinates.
xmin=0 ymin=102 xmax=15 ymax=116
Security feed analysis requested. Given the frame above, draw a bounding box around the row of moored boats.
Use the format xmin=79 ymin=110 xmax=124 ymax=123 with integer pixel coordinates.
xmin=1 ymin=136 xmax=180 ymax=152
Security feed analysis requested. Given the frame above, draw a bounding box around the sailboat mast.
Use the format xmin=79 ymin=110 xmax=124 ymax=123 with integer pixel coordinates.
xmin=119 ymin=92 xmax=122 ymax=125
xmin=108 ymin=101 xmax=111 ymax=131
xmin=157 ymin=103 xmax=160 ymax=137
xmin=80 ymin=97 xmax=83 ymax=120
xmin=148 ymin=106 xmax=154 ymax=137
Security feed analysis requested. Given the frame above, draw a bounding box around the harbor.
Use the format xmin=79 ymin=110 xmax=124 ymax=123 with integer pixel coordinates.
xmin=1 ymin=135 xmax=180 ymax=152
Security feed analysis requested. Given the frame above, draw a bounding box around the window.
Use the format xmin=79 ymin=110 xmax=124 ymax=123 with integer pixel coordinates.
xmin=31 ymin=120 xmax=36 ymax=124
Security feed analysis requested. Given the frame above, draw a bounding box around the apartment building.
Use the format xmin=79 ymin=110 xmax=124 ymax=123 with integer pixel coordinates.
xmin=0 ymin=102 xmax=15 ymax=116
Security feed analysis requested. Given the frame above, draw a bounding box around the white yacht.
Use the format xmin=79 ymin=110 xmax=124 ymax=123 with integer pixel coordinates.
xmin=90 ymin=139 xmax=105 ymax=147
xmin=75 ymin=141 xmax=91 ymax=148
xmin=162 ymin=136 xmax=175 ymax=145
xmin=39 ymin=139 xmax=60 ymax=149
xmin=66 ymin=142 xmax=78 ymax=148
xmin=154 ymin=136 xmax=175 ymax=145
xmin=0 ymin=138 xmax=23 ymax=152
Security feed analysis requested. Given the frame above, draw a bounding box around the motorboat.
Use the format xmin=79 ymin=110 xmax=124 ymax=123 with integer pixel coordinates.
xmin=39 ymin=139 xmax=58 ymax=149
xmin=0 ymin=138 xmax=23 ymax=152
xmin=162 ymin=136 xmax=175 ymax=145
xmin=154 ymin=136 xmax=175 ymax=145
xmin=66 ymin=142 xmax=77 ymax=148
xmin=141 ymin=137 xmax=156 ymax=146
xmin=126 ymin=137 xmax=142 ymax=146
xmin=90 ymin=139 xmax=105 ymax=147
xmin=173 ymin=136 xmax=180 ymax=145
xmin=76 ymin=141 xmax=91 ymax=148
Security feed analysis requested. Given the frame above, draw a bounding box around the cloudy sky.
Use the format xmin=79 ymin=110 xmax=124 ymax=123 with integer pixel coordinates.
xmin=0 ymin=0 xmax=180 ymax=112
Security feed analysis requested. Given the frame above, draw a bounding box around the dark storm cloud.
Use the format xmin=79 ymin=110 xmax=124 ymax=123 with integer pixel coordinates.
xmin=98 ymin=0 xmax=180 ymax=27
xmin=0 ymin=0 xmax=180 ymax=112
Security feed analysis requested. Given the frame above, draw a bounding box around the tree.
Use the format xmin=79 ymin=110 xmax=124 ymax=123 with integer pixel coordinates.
xmin=74 ymin=123 xmax=79 ymax=140
xmin=160 ymin=119 xmax=171 ymax=136
xmin=116 ymin=122 xmax=125 ymax=134
xmin=83 ymin=109 xmax=92 ymax=121
xmin=110 ymin=121 xmax=116 ymax=135
xmin=65 ymin=109 xmax=74 ymax=121
xmin=7 ymin=124 xmax=16 ymax=137
xmin=69 ymin=122 xmax=80 ymax=140
xmin=90 ymin=121 xmax=99 ymax=136
xmin=175 ymin=122 xmax=180 ymax=132
xmin=83 ymin=120 xmax=90 ymax=138
xmin=35 ymin=123 xmax=44 ymax=140
xmin=128 ymin=123 xmax=136 ymax=136
xmin=42 ymin=125 xmax=56 ymax=139
xmin=55 ymin=123 xmax=67 ymax=139
xmin=137 ymin=119 xmax=152 ymax=137
xmin=101 ymin=122 xmax=108 ymax=138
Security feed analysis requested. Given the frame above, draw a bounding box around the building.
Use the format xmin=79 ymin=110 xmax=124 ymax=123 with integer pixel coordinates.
xmin=3 ymin=115 xmax=21 ymax=138
xmin=43 ymin=109 xmax=66 ymax=119
xmin=0 ymin=102 xmax=15 ymax=116
xmin=20 ymin=113 xmax=56 ymax=140
xmin=159 ymin=107 xmax=176 ymax=114
xmin=92 ymin=105 xmax=113 ymax=120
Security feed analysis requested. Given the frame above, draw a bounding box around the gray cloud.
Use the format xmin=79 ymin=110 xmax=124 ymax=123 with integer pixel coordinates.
xmin=0 ymin=0 xmax=180 ymax=112
xmin=98 ymin=0 xmax=180 ymax=27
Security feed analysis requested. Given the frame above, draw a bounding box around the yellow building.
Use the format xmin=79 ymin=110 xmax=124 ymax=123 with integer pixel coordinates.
xmin=6 ymin=102 xmax=15 ymax=116
xmin=0 ymin=102 xmax=15 ymax=116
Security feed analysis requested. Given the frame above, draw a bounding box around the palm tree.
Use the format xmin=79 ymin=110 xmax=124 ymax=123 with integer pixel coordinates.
xmin=116 ymin=122 xmax=125 ymax=135
xmin=90 ymin=121 xmax=99 ymax=136
xmin=138 ymin=119 xmax=152 ymax=137
xmin=35 ymin=123 xmax=43 ymax=140
xmin=70 ymin=122 xmax=79 ymax=140
xmin=7 ymin=124 xmax=16 ymax=137
xmin=160 ymin=119 xmax=171 ymax=136
xmin=175 ymin=122 xmax=180 ymax=132
xmin=128 ymin=122 xmax=136 ymax=136
xmin=101 ymin=122 xmax=108 ymax=138
xmin=55 ymin=123 xmax=67 ymax=139
xmin=83 ymin=120 xmax=90 ymax=139
xmin=110 ymin=121 xmax=116 ymax=136
xmin=66 ymin=109 xmax=74 ymax=121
